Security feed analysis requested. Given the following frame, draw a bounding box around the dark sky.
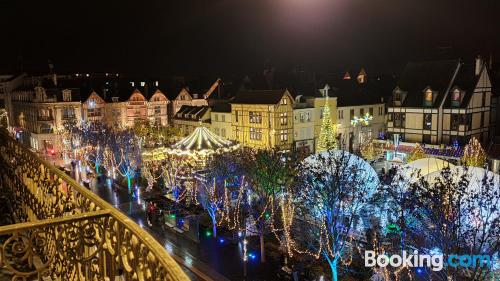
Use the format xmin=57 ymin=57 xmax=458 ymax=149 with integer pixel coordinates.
xmin=1 ymin=0 xmax=499 ymax=76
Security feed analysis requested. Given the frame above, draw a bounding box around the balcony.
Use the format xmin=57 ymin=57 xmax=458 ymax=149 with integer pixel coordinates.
xmin=37 ymin=115 xmax=54 ymax=121
xmin=0 ymin=131 xmax=188 ymax=281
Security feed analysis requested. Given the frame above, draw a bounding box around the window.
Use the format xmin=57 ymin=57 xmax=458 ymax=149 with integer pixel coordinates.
xmin=154 ymin=106 xmax=161 ymax=114
xmin=62 ymin=90 xmax=72 ymax=102
xmin=280 ymin=130 xmax=288 ymax=142
xmin=451 ymin=114 xmax=462 ymax=130
xmin=423 ymin=134 xmax=431 ymax=144
xmin=281 ymin=98 xmax=288 ymax=105
xmin=215 ymin=128 xmax=220 ymax=135
xmin=235 ymin=110 xmax=239 ymax=122
xmin=63 ymin=108 xmax=75 ymax=119
xmin=369 ymin=107 xmax=373 ymax=116
xmin=221 ymin=128 xmax=226 ymax=138
xmin=249 ymin=111 xmax=262 ymax=123
xmin=360 ymin=108 xmax=365 ymax=116
xmin=451 ymin=89 xmax=461 ymax=107
xmin=250 ymin=128 xmax=262 ymax=140
xmin=215 ymin=114 xmax=219 ymax=122
xmin=221 ymin=115 xmax=225 ymax=122
xmin=300 ymin=112 xmax=310 ymax=122
xmin=350 ymin=109 xmax=355 ymax=120
xmin=280 ymin=112 xmax=288 ymax=125
xmin=378 ymin=106 xmax=383 ymax=115
xmin=338 ymin=110 xmax=343 ymax=119
xmin=424 ymin=89 xmax=433 ymax=106
xmin=423 ymin=113 xmax=432 ymax=130
xmin=394 ymin=113 xmax=405 ymax=128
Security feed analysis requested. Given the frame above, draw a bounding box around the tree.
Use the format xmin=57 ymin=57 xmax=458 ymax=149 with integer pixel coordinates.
xmin=407 ymin=143 xmax=426 ymax=163
xmin=197 ymin=177 xmax=226 ymax=238
xmin=413 ymin=167 xmax=499 ymax=281
xmin=295 ymin=150 xmax=379 ymax=281
xmin=107 ymin=129 xmax=141 ymax=194
xmin=461 ymin=137 xmax=487 ymax=167
xmin=360 ymin=139 xmax=377 ymax=161
xmin=246 ymin=149 xmax=295 ymax=263
xmin=316 ymin=96 xmax=337 ymax=152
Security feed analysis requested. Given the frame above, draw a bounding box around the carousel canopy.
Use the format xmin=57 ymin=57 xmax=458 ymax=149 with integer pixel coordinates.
xmin=142 ymin=126 xmax=239 ymax=161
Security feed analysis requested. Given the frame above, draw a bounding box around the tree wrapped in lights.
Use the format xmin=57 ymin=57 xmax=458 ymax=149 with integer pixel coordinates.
xmin=316 ymin=98 xmax=337 ymax=152
xmin=295 ymin=150 xmax=379 ymax=281
xmin=407 ymin=143 xmax=426 ymax=163
xmin=461 ymin=137 xmax=487 ymax=167
xmin=360 ymin=139 xmax=377 ymax=161
xmin=413 ymin=167 xmax=500 ymax=280
xmin=197 ymin=177 xmax=226 ymax=238
xmin=107 ymin=129 xmax=141 ymax=194
xmin=246 ymin=148 xmax=295 ymax=263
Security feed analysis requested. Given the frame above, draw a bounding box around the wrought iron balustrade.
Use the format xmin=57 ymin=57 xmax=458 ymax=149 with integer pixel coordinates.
xmin=0 ymin=130 xmax=189 ymax=281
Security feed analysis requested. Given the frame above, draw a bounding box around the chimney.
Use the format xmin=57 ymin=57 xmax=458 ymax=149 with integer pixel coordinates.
xmin=475 ymin=55 xmax=483 ymax=76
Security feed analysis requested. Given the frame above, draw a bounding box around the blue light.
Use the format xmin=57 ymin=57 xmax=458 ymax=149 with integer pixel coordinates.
xmin=416 ymin=268 xmax=424 ymax=274
xmin=248 ymin=253 xmax=256 ymax=260
xmin=219 ymin=238 xmax=225 ymax=244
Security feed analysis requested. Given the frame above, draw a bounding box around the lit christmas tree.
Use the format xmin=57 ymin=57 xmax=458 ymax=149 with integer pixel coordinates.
xmin=461 ymin=137 xmax=487 ymax=167
xmin=407 ymin=143 xmax=426 ymax=162
xmin=316 ymin=85 xmax=337 ymax=152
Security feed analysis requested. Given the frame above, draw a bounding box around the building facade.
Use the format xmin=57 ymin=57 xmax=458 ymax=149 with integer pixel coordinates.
xmin=387 ymin=59 xmax=493 ymax=145
xmin=230 ymin=90 xmax=294 ymax=150
xmin=210 ymin=103 xmax=232 ymax=140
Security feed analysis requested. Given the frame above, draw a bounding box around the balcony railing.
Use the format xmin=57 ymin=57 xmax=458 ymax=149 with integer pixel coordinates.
xmin=37 ymin=115 xmax=54 ymax=121
xmin=0 ymin=131 xmax=188 ymax=281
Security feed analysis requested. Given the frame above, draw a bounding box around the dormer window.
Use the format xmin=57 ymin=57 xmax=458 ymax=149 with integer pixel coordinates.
xmin=451 ymin=88 xmax=462 ymax=107
xmin=424 ymin=88 xmax=433 ymax=107
xmin=62 ymin=90 xmax=72 ymax=102
xmin=281 ymin=98 xmax=288 ymax=105
xmin=112 ymin=97 xmax=119 ymax=102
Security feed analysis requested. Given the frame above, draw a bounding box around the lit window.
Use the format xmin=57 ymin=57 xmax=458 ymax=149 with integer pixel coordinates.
xmin=451 ymin=89 xmax=461 ymax=107
xmin=280 ymin=130 xmax=288 ymax=142
xmin=141 ymin=82 xmax=145 ymax=87
xmin=280 ymin=112 xmax=288 ymax=125
xmin=424 ymin=89 xmax=433 ymax=106
xmin=281 ymin=98 xmax=287 ymax=105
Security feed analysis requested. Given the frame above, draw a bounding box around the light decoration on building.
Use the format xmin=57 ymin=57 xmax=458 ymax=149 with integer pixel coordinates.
xmin=350 ymin=113 xmax=373 ymax=127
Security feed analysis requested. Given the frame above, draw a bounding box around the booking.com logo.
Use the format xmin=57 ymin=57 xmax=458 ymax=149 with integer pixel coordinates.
xmin=365 ymin=250 xmax=493 ymax=271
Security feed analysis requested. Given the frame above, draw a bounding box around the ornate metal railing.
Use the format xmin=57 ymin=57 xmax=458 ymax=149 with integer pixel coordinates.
xmin=0 ymin=130 xmax=189 ymax=281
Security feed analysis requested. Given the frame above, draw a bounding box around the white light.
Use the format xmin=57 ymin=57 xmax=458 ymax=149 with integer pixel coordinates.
xmin=141 ymin=82 xmax=145 ymax=87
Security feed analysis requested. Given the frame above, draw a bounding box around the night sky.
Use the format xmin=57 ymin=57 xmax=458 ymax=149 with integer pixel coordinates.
xmin=2 ymin=0 xmax=499 ymax=76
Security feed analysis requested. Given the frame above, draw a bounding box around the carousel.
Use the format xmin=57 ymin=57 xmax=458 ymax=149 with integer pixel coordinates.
xmin=142 ymin=126 xmax=239 ymax=168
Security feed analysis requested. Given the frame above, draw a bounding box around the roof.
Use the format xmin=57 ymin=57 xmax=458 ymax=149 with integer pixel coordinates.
xmin=230 ymin=89 xmax=289 ymax=104
xmin=443 ymin=63 xmax=483 ymax=108
xmin=329 ymin=78 xmax=396 ymax=107
xmin=395 ymin=59 xmax=460 ymax=107
xmin=171 ymin=126 xmax=236 ymax=151
xmin=173 ymin=105 xmax=210 ymax=121
xmin=211 ymin=102 xmax=231 ymax=113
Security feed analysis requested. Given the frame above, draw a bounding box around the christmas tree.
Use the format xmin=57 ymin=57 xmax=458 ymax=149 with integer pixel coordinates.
xmin=407 ymin=143 xmax=426 ymax=162
xmin=316 ymin=85 xmax=337 ymax=152
xmin=461 ymin=137 xmax=487 ymax=167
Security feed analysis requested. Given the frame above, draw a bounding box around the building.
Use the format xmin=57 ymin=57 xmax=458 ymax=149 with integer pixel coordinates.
xmin=210 ymin=103 xmax=232 ymax=140
xmin=387 ymin=58 xmax=493 ymax=145
xmin=230 ymin=90 xmax=294 ymax=150
xmin=9 ymin=76 xmax=82 ymax=154
xmin=172 ymin=105 xmax=211 ymax=136
xmin=292 ymin=93 xmax=338 ymax=153
xmin=319 ymin=69 xmax=392 ymax=152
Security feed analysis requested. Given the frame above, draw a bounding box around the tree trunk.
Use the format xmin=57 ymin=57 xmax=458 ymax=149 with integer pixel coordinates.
xmin=260 ymin=233 xmax=266 ymax=263
xmin=127 ymin=176 xmax=132 ymax=194
xmin=329 ymin=258 xmax=338 ymax=281
xmin=212 ymin=217 xmax=217 ymax=238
